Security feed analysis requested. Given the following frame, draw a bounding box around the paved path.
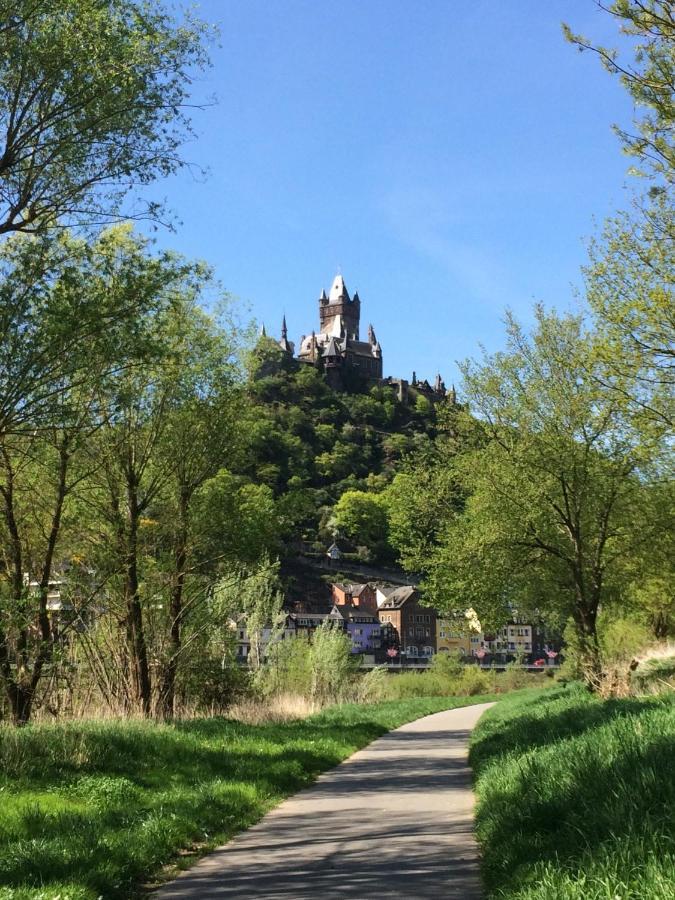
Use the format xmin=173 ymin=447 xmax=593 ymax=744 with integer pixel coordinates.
xmin=155 ymin=702 xmax=494 ymax=899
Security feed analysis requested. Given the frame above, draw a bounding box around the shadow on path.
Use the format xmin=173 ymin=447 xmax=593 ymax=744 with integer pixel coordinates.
xmin=155 ymin=703 xmax=493 ymax=900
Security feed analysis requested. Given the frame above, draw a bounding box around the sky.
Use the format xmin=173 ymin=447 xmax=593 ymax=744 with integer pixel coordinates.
xmin=145 ymin=0 xmax=637 ymax=386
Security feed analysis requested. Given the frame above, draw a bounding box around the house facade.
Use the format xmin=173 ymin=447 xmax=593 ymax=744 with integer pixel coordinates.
xmin=377 ymin=586 xmax=437 ymax=658
xmin=436 ymin=619 xmax=472 ymax=656
xmin=332 ymin=582 xmax=378 ymax=612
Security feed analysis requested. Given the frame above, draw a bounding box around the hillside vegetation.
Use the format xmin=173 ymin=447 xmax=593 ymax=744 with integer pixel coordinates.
xmin=470 ymin=685 xmax=675 ymax=900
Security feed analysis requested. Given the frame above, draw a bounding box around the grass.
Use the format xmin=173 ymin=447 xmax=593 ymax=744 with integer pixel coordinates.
xmin=0 ymin=694 xmax=490 ymax=899
xmin=470 ymin=683 xmax=675 ymax=900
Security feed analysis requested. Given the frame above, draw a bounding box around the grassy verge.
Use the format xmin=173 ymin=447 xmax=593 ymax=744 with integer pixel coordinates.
xmin=0 ymin=695 xmax=489 ymax=899
xmin=470 ymin=683 xmax=675 ymax=899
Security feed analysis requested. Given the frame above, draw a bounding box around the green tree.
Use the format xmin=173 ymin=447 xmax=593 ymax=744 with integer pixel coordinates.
xmin=582 ymin=195 xmax=674 ymax=428
xmin=0 ymin=226 xmax=167 ymax=723
xmin=564 ymin=1 xmax=675 ymax=182
xmin=420 ymin=310 xmax=667 ymax=683
xmin=0 ymin=0 xmax=210 ymax=234
xmin=332 ymin=490 xmax=389 ymax=551
xmin=84 ymin=233 xmax=220 ymax=716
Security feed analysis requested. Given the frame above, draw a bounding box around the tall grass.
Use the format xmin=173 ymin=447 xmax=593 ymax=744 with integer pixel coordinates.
xmin=470 ymin=684 xmax=675 ymax=899
xmin=0 ymin=695 xmax=490 ymax=899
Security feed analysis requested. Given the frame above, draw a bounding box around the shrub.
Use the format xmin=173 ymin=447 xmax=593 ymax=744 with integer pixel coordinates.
xmin=457 ymin=666 xmax=493 ymax=696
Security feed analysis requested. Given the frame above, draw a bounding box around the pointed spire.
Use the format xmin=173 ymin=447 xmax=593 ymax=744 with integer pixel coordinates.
xmin=322 ymin=336 xmax=342 ymax=360
xmin=450 ymin=383 xmax=457 ymax=404
xmin=281 ymin=314 xmax=287 ymax=339
xmin=260 ymin=323 xmax=266 ymax=337
xmin=368 ymin=323 xmax=376 ymax=345
xmin=319 ymin=288 xmax=328 ymax=303
xmin=329 ymin=274 xmax=350 ymax=303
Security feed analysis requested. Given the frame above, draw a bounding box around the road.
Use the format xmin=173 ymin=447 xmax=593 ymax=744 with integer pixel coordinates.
xmin=155 ymin=701 xmax=494 ymax=899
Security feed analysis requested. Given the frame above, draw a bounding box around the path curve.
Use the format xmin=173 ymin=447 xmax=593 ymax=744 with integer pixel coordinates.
xmin=155 ymin=701 xmax=494 ymax=899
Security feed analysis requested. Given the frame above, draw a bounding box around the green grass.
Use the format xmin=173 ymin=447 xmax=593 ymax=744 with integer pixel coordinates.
xmin=470 ymin=684 xmax=675 ymax=900
xmin=0 ymin=695 xmax=489 ymax=899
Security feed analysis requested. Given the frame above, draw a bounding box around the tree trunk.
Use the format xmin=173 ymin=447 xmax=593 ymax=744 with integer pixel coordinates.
xmin=125 ymin=481 xmax=152 ymax=716
xmin=573 ymin=600 xmax=602 ymax=688
xmin=159 ymin=495 xmax=189 ymax=719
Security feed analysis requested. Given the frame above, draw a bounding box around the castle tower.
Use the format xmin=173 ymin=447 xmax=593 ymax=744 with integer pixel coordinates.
xmin=318 ymin=274 xmax=360 ymax=340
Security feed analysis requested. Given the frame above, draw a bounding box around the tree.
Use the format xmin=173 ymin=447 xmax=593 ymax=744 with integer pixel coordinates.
xmin=416 ymin=309 xmax=667 ymax=683
xmin=152 ymin=304 xmax=244 ymax=717
xmin=83 ymin=234 xmax=219 ymax=716
xmin=331 ymin=490 xmax=389 ymax=552
xmin=213 ymin=558 xmax=285 ymax=674
xmin=0 ymin=226 xmax=167 ymax=723
xmin=583 ymin=194 xmax=674 ymax=428
xmin=564 ymin=1 xmax=675 ymax=183
xmin=0 ymin=0 xmax=210 ymax=234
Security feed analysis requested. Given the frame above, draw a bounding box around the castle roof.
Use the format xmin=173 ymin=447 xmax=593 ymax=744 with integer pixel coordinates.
xmin=322 ymin=336 xmax=342 ymax=359
xmin=329 ymin=274 xmax=350 ymax=303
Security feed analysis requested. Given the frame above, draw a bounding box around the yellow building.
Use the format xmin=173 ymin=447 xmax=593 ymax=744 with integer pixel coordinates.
xmin=436 ymin=618 xmax=472 ymax=656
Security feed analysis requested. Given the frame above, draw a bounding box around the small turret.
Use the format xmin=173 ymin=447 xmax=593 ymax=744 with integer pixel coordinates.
xmin=259 ymin=323 xmax=267 ymax=337
xmin=278 ymin=314 xmax=294 ymax=355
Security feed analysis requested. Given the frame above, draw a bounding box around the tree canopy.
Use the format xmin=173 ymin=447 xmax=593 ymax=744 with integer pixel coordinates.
xmin=0 ymin=0 xmax=210 ymax=234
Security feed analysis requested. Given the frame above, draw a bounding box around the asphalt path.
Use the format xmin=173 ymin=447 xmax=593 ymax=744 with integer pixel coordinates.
xmin=155 ymin=701 xmax=495 ymax=899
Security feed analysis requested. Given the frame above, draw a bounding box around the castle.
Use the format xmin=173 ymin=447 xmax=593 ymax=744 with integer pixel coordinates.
xmin=270 ymin=273 xmax=453 ymax=401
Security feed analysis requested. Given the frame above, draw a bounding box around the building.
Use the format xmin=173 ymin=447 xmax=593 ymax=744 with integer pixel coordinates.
xmin=274 ymin=273 xmax=451 ymax=398
xmin=231 ymin=615 xmax=298 ymax=663
xmin=329 ymin=604 xmax=382 ymax=654
xmin=436 ymin=618 xmax=472 ymax=656
xmin=377 ymin=585 xmax=437 ymax=658
xmin=483 ymin=623 xmax=533 ymax=658
xmin=331 ymin=582 xmax=378 ymax=612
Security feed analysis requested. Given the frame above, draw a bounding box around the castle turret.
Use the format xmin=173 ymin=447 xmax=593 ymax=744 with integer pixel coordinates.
xmin=318 ymin=274 xmax=360 ymax=340
xmin=278 ymin=314 xmax=294 ymax=354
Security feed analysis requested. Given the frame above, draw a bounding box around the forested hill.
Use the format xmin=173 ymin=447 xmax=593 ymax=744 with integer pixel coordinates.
xmin=237 ymin=336 xmax=448 ymax=567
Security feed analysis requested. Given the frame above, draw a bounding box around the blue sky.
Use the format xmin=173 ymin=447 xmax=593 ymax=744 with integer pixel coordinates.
xmin=147 ymin=0 xmax=636 ymax=386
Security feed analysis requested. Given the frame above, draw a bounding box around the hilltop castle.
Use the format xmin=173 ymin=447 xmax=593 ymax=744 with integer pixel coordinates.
xmin=270 ymin=273 xmax=453 ymax=401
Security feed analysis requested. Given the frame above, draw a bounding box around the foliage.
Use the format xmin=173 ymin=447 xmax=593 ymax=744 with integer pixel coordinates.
xmin=582 ymin=195 xmax=674 ymax=427
xmin=0 ymin=0 xmax=211 ymax=234
xmin=393 ymin=308 xmax=669 ymax=683
xmin=471 ymin=684 xmax=675 ymax=899
xmin=331 ymin=490 xmax=391 ymax=557
xmin=564 ymin=1 xmax=675 ymax=183
xmin=0 ymin=697 xmax=485 ymax=897
xmin=258 ymin=622 xmax=358 ymax=703
xmin=307 ymin=622 xmax=359 ymax=703
xmin=241 ymin=345 xmax=439 ymax=557
xmin=213 ymin=558 xmax=285 ymax=672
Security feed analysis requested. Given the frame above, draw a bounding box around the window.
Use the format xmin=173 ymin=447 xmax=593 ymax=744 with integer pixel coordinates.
xmin=439 ymin=630 xmax=446 ymax=638
xmin=424 ymin=615 xmax=431 ymax=624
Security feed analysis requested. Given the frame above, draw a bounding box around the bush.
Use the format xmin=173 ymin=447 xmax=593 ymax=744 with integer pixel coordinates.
xmin=457 ymin=666 xmax=493 ymax=696
xmin=256 ymin=624 xmax=358 ymax=705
